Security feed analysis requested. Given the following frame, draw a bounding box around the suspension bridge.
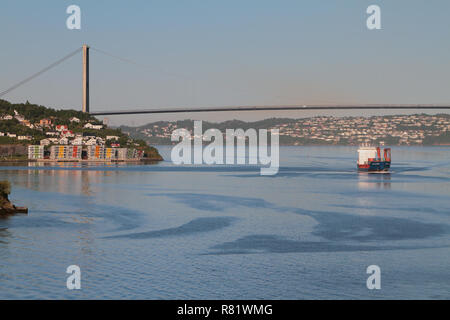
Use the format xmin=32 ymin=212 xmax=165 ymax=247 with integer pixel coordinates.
xmin=1 ymin=45 xmax=450 ymax=116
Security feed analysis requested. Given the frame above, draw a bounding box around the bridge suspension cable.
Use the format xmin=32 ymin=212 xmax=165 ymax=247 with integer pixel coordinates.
xmin=89 ymin=46 xmax=197 ymax=109
xmin=90 ymin=46 xmax=190 ymax=80
xmin=0 ymin=47 xmax=81 ymax=98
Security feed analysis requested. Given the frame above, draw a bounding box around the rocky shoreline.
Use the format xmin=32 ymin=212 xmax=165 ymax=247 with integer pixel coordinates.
xmin=0 ymin=181 xmax=28 ymax=216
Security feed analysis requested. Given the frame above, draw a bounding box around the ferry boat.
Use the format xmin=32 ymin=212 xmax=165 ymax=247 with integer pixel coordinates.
xmin=357 ymin=146 xmax=391 ymax=172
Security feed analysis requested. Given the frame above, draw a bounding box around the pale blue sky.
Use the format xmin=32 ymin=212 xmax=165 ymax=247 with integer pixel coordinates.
xmin=1 ymin=0 xmax=450 ymax=125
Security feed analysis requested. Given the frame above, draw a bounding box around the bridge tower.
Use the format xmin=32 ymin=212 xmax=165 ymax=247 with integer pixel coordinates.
xmin=82 ymin=44 xmax=90 ymax=113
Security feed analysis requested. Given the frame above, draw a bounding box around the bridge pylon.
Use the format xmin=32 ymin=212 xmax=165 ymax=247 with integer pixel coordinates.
xmin=82 ymin=44 xmax=90 ymax=113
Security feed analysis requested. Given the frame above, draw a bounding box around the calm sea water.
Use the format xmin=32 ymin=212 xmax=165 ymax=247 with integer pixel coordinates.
xmin=0 ymin=146 xmax=449 ymax=299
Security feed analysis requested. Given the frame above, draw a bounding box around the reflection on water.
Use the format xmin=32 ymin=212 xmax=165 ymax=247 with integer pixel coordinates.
xmin=0 ymin=146 xmax=449 ymax=299
xmin=2 ymin=161 xmax=160 ymax=196
xmin=358 ymin=172 xmax=391 ymax=190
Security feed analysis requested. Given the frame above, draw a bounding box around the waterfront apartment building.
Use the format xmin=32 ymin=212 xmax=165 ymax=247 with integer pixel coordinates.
xmin=116 ymin=148 xmax=128 ymax=160
xmin=87 ymin=146 xmax=141 ymax=160
xmin=87 ymin=145 xmax=105 ymax=160
xmin=87 ymin=145 xmax=122 ymax=160
xmin=87 ymin=145 xmax=111 ymax=160
xmin=28 ymin=145 xmax=143 ymax=161
xmin=127 ymin=148 xmax=138 ymax=159
xmin=28 ymin=145 xmax=44 ymax=159
xmin=50 ymin=145 xmax=82 ymax=160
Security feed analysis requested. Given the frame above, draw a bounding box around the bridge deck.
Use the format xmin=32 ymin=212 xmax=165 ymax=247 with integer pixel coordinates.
xmin=89 ymin=105 xmax=450 ymax=116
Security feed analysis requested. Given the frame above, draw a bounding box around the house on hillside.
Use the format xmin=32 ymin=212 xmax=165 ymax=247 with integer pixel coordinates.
xmin=14 ymin=115 xmax=25 ymax=122
xmin=71 ymin=137 xmax=83 ymax=145
xmin=13 ymin=110 xmax=23 ymax=120
xmin=69 ymin=117 xmax=80 ymax=123
xmin=61 ymin=130 xmax=74 ymax=138
xmin=21 ymin=120 xmax=34 ymax=128
xmin=84 ymin=138 xmax=97 ymax=146
xmin=84 ymin=123 xmax=103 ymax=130
xmin=40 ymin=118 xmax=52 ymax=127
xmin=56 ymin=125 xmax=68 ymax=132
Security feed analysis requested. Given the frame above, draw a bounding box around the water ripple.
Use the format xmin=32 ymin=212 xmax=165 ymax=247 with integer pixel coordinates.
xmin=104 ymin=217 xmax=236 ymax=239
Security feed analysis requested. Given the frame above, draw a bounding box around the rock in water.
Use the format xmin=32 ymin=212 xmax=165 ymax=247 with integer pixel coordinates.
xmin=0 ymin=181 xmax=28 ymax=215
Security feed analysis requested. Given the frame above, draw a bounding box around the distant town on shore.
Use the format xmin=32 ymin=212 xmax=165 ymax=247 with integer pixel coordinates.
xmin=120 ymin=114 xmax=450 ymax=146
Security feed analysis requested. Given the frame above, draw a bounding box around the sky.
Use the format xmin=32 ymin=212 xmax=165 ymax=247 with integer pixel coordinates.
xmin=1 ymin=0 xmax=450 ymax=126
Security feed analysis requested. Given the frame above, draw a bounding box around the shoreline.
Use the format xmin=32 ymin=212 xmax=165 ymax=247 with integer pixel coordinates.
xmin=147 ymin=142 xmax=450 ymax=146
xmin=0 ymin=158 xmax=163 ymax=163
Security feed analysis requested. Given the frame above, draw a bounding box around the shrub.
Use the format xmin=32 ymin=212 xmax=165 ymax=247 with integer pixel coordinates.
xmin=0 ymin=180 xmax=11 ymax=196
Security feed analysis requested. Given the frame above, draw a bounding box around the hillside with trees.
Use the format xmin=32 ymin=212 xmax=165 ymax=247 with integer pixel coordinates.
xmin=0 ymin=99 xmax=162 ymax=159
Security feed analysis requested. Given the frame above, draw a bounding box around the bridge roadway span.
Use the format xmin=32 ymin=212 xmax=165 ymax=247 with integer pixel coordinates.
xmin=89 ymin=105 xmax=450 ymax=116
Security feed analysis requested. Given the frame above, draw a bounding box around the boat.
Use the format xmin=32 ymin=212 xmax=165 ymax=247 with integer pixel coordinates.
xmin=357 ymin=146 xmax=391 ymax=172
